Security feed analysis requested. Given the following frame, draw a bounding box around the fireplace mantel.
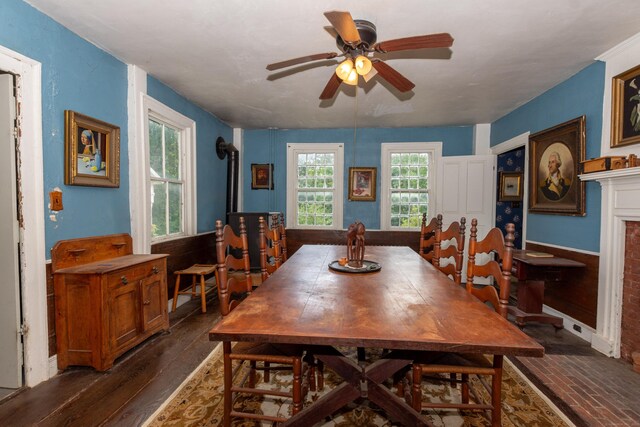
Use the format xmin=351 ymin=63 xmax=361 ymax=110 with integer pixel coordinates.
xmin=580 ymin=167 xmax=640 ymax=357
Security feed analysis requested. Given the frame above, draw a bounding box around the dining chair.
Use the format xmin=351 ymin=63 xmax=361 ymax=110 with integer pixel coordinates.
xmin=419 ymin=212 xmax=438 ymax=262
xmin=258 ymin=216 xmax=282 ymax=283
xmin=215 ymin=218 xmax=308 ymax=426
xmin=410 ymin=219 xmax=515 ymax=427
xmin=432 ymin=214 xmax=466 ymax=285
xmin=260 ymin=215 xmax=325 ymax=391
xmin=278 ymin=212 xmax=289 ymax=262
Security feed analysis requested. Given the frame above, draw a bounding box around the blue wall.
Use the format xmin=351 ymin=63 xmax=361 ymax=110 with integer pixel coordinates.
xmin=243 ymin=126 xmax=474 ymax=229
xmin=147 ymin=76 xmax=232 ymax=232
xmin=1 ymin=0 xmax=129 ymax=255
xmin=0 ymin=0 xmax=232 ymax=255
xmin=491 ymin=61 xmax=605 ymax=252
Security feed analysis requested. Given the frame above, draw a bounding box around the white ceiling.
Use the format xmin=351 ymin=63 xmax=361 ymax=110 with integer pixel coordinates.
xmin=24 ymin=0 xmax=640 ymax=129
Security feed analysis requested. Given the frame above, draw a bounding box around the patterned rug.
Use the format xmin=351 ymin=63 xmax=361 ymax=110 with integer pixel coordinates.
xmin=144 ymin=344 xmax=574 ymax=426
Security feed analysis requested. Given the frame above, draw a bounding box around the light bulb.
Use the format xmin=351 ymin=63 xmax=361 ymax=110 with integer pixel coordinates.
xmin=335 ymin=59 xmax=354 ymax=81
xmin=354 ymin=55 xmax=372 ymax=76
xmin=344 ymin=68 xmax=358 ymax=85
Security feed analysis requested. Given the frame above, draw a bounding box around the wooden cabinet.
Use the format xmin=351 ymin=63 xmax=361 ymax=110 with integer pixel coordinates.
xmin=52 ymin=234 xmax=169 ymax=371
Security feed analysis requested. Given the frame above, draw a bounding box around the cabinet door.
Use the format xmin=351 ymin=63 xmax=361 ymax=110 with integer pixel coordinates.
xmin=140 ymin=273 xmax=168 ymax=332
xmin=109 ymin=281 xmax=140 ymax=350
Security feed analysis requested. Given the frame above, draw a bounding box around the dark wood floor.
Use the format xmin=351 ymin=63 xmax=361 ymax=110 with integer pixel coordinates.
xmin=0 ymin=295 xmax=221 ymax=426
xmin=1 ymin=291 xmax=639 ymax=427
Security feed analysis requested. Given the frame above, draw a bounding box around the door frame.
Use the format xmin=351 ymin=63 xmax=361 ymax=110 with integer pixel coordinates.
xmin=491 ymin=132 xmax=530 ymax=247
xmin=0 ymin=45 xmax=48 ymax=387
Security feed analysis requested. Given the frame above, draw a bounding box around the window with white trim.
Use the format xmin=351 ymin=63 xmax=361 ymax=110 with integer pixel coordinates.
xmin=380 ymin=142 xmax=441 ymax=230
xmin=149 ymin=118 xmax=184 ymax=238
xmin=286 ymin=143 xmax=344 ymax=229
xmin=143 ymin=96 xmax=196 ymax=243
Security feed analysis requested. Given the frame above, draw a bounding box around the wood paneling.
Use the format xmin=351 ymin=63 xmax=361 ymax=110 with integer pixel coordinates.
xmin=151 ymin=232 xmax=217 ymax=297
xmin=286 ymin=229 xmax=420 ymax=256
xmin=525 ymin=242 xmax=599 ymax=328
xmin=46 ymin=262 xmax=56 ymax=357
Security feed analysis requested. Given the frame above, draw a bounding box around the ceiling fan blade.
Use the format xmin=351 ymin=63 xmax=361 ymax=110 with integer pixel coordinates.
xmin=319 ymin=73 xmax=342 ymax=100
xmin=324 ymin=11 xmax=361 ymax=44
xmin=371 ymin=61 xmax=415 ymax=92
xmin=267 ymin=52 xmax=339 ymax=71
xmin=374 ymin=33 xmax=454 ymax=53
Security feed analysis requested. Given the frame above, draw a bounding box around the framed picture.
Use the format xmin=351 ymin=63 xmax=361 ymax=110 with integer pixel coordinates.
xmin=348 ymin=167 xmax=376 ymax=201
xmin=251 ymin=163 xmax=273 ymax=189
xmin=611 ymin=63 xmax=640 ymax=148
xmin=498 ymin=171 xmax=523 ymax=202
xmin=529 ymin=116 xmax=585 ymax=216
xmin=64 ymin=110 xmax=120 ymax=187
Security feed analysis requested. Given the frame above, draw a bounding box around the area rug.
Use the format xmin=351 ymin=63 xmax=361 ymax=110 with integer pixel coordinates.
xmin=144 ymin=344 xmax=575 ymax=426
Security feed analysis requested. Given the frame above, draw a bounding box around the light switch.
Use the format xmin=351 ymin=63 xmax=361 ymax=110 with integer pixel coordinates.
xmin=50 ymin=190 xmax=63 ymax=211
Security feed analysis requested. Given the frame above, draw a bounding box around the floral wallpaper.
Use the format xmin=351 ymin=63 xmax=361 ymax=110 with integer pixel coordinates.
xmin=496 ymin=147 xmax=525 ymax=249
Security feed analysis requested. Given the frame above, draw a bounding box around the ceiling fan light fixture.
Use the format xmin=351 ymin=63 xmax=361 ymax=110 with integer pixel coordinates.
xmin=336 ymin=58 xmax=354 ymax=81
xmin=354 ymin=55 xmax=372 ymax=76
xmin=344 ymin=68 xmax=358 ymax=85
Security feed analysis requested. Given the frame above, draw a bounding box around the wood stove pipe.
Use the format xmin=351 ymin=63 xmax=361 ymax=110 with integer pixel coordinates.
xmin=216 ymin=137 xmax=239 ymax=221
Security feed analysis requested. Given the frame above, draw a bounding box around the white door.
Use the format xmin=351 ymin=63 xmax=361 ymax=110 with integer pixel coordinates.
xmin=438 ymin=155 xmax=496 ymax=283
xmin=0 ymin=73 xmax=23 ymax=388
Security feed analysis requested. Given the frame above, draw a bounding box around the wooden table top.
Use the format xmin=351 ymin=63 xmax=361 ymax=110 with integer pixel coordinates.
xmin=512 ymin=249 xmax=586 ymax=268
xmin=209 ymin=245 xmax=544 ymax=358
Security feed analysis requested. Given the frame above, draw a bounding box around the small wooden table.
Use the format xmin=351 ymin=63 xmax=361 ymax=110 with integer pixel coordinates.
xmin=209 ymin=245 xmax=543 ymax=425
xmin=508 ymin=249 xmax=586 ymax=329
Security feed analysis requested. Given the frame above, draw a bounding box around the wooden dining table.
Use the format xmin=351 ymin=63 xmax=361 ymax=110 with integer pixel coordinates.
xmin=209 ymin=245 xmax=544 ymax=426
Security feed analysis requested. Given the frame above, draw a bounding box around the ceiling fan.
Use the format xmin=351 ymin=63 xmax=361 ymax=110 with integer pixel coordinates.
xmin=266 ymin=11 xmax=454 ymax=100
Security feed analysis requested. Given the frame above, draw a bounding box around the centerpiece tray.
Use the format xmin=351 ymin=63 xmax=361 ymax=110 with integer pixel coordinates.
xmin=328 ymin=260 xmax=381 ymax=273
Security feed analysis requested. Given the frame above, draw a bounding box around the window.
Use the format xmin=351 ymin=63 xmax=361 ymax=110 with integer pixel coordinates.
xmin=380 ymin=142 xmax=441 ymax=230
xmin=286 ymin=143 xmax=344 ymax=229
xmin=140 ymin=95 xmax=196 ymax=244
xmin=149 ymin=118 xmax=183 ymax=238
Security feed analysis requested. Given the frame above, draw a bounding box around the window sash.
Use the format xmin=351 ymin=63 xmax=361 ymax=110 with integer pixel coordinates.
xmin=380 ymin=142 xmax=441 ymax=231
xmin=287 ymin=143 xmax=343 ymax=230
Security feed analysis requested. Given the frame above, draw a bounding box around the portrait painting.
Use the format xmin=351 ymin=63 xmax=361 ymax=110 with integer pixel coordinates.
xmin=611 ymin=63 xmax=640 ymax=147
xmin=251 ymin=163 xmax=274 ymax=189
xmin=64 ymin=110 xmax=120 ymax=187
xmin=348 ymin=167 xmax=376 ymax=201
xmin=529 ymin=116 xmax=585 ymax=216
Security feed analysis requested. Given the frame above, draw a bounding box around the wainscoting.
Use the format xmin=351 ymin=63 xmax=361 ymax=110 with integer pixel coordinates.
xmin=525 ymin=242 xmax=599 ymax=328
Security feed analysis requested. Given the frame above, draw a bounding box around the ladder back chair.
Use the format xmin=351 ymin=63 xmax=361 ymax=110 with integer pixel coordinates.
xmin=215 ymin=218 xmax=308 ymax=426
xmin=432 ymin=214 xmax=466 ymax=285
xmin=258 ymin=215 xmax=282 ymax=282
xmin=419 ymin=213 xmax=438 ymax=262
xmin=278 ymin=212 xmax=289 ymax=262
xmin=410 ymin=219 xmax=515 ymax=427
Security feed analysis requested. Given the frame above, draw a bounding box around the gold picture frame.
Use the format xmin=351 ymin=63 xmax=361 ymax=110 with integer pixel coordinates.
xmin=611 ymin=63 xmax=640 ymax=148
xmin=348 ymin=167 xmax=376 ymax=201
xmin=64 ymin=110 xmax=120 ymax=187
xmin=251 ymin=163 xmax=274 ymax=190
xmin=529 ymin=116 xmax=585 ymax=216
xmin=498 ymin=171 xmax=523 ymax=202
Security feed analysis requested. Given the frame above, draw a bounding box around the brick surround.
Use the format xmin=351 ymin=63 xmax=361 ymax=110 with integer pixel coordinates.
xmin=621 ymin=221 xmax=640 ymax=362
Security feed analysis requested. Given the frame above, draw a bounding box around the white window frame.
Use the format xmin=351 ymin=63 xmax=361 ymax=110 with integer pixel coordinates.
xmin=380 ymin=142 xmax=442 ymax=231
xmin=286 ymin=143 xmax=344 ymax=230
xmin=140 ymin=95 xmax=196 ymax=247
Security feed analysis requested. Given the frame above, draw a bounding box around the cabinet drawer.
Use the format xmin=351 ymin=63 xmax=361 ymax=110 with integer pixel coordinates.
xmin=107 ymin=261 xmax=163 ymax=289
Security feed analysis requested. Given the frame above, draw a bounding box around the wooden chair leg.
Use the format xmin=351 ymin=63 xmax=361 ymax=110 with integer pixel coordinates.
xmin=292 ymin=357 xmax=303 ymax=414
xmin=223 ymin=342 xmax=232 ymax=427
xmin=171 ymin=275 xmax=182 ymax=312
xmin=263 ymin=361 xmax=270 ymax=382
xmin=492 ymin=356 xmax=503 ymax=427
xmin=412 ymin=365 xmax=422 ymax=411
xmin=461 ymin=373 xmax=469 ymax=403
xmin=191 ymin=274 xmax=197 ymax=298
xmin=199 ymin=274 xmax=207 ymax=313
